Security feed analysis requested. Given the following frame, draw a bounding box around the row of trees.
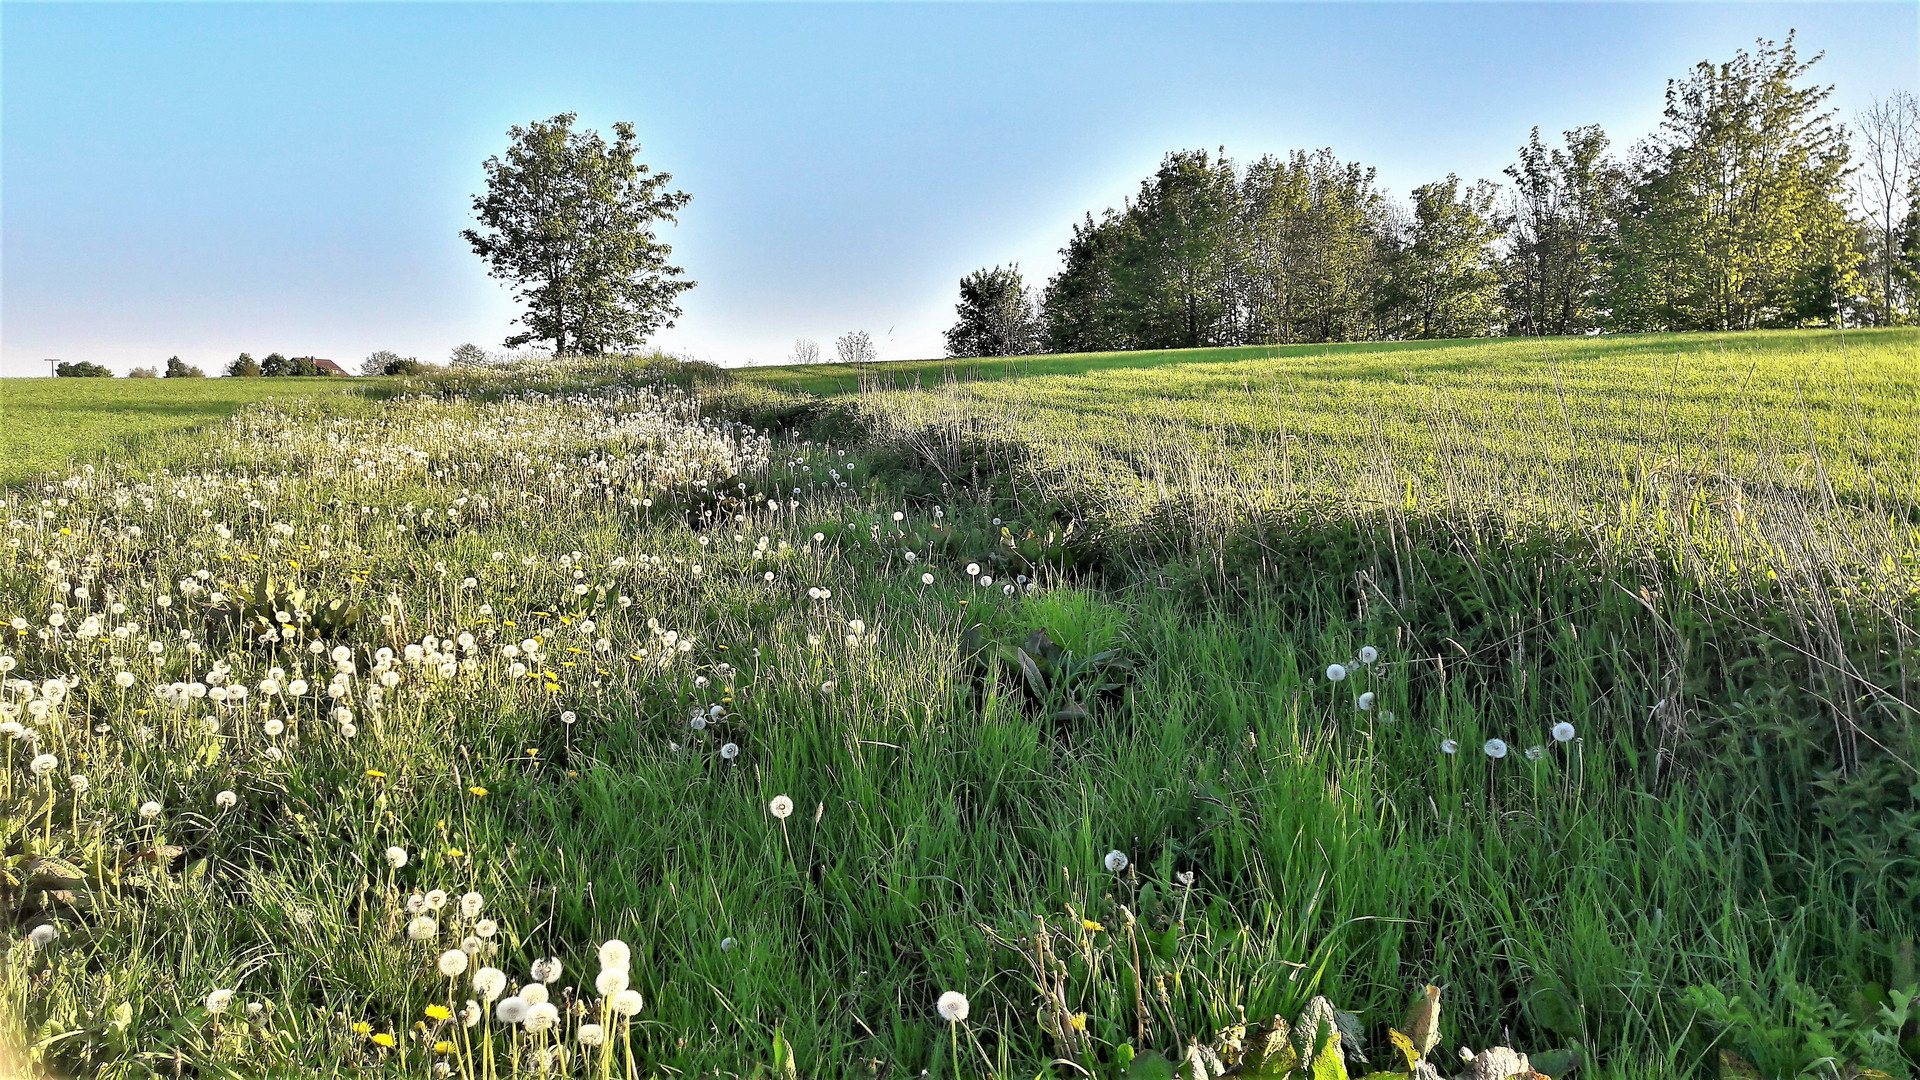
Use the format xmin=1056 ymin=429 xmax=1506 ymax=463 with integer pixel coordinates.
xmin=948 ymin=37 xmax=1919 ymax=356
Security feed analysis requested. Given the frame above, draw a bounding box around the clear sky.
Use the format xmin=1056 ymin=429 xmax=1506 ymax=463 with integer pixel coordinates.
xmin=3 ymin=2 xmax=1914 ymax=376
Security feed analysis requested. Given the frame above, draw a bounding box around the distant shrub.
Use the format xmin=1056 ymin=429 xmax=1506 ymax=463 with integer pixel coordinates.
xmin=384 ymin=357 xmax=432 ymax=376
xmin=55 ymin=361 xmax=114 ymax=378
xmin=226 ymin=353 xmax=262 ymax=378
xmin=126 ymin=366 xmax=159 ymax=378
xmin=835 ymin=330 xmax=877 ymax=364
xmin=449 ymin=343 xmax=489 ymax=369
xmin=163 ymin=356 xmax=205 ymax=378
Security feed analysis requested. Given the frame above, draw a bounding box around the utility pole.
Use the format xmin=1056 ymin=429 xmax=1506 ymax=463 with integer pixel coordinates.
xmin=44 ymin=359 xmax=63 ymax=377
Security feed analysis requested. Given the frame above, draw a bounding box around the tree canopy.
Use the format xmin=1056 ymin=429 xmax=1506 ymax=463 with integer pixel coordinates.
xmin=945 ymin=265 xmax=1039 ymax=357
xmin=463 ymin=114 xmax=693 ymax=356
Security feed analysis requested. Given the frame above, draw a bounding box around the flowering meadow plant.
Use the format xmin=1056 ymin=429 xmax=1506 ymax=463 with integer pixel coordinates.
xmin=3 ymin=349 xmax=1914 ymax=1079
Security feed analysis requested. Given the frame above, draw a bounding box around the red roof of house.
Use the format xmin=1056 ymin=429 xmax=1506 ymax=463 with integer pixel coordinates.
xmin=305 ymin=358 xmax=350 ymax=377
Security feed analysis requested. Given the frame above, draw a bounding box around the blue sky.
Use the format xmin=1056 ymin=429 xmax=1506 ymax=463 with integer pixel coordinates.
xmin=4 ymin=3 xmax=1914 ymax=375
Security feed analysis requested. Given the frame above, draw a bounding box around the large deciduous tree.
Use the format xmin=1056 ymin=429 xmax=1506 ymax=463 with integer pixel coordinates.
xmin=1379 ymin=175 xmax=1505 ymax=339
xmin=1608 ymin=35 xmax=1857 ymax=330
xmin=463 ymin=114 xmax=693 ymax=356
xmin=1501 ymin=126 xmax=1626 ymax=336
xmin=945 ymin=265 xmax=1039 ymax=357
xmin=1851 ymin=92 xmax=1920 ymax=325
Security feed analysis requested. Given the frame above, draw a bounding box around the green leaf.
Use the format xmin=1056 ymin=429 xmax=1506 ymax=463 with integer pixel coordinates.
xmin=1125 ymin=1049 xmax=1177 ymax=1080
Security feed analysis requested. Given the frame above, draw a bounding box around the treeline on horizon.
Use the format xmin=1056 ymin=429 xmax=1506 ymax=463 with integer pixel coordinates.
xmin=945 ymin=35 xmax=1920 ymax=358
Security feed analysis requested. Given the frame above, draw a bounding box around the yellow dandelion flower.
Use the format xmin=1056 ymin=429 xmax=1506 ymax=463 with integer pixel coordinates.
xmin=425 ymin=1005 xmax=451 ymax=1021
xmin=503 ymin=620 xmax=516 ymax=628
xmin=371 ymin=1032 xmax=395 ymax=1048
xmin=365 ymin=769 xmax=387 ymax=780
xmin=351 ymin=1022 xmax=372 ymax=1036
xmin=434 ymin=1041 xmax=456 ymax=1054
xmin=1081 ymin=919 xmax=1105 ymax=933
xmin=447 ymin=848 xmax=466 ymax=858
xmin=468 ymin=786 xmax=488 ymax=797
xmin=1068 ymin=1013 xmax=1088 ymax=1032
xmin=525 ymin=748 xmax=539 ymax=757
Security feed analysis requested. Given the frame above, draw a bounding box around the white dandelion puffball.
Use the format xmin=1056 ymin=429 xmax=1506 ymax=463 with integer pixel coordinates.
xmin=438 ymin=949 xmax=469 ymax=977
xmin=523 ymin=1001 xmax=560 ymax=1033
xmin=531 ymin=957 xmax=563 ymax=984
xmin=720 ymin=742 xmax=740 ymax=760
xmin=577 ymin=1023 xmax=606 ymax=1046
xmin=1357 ymin=645 xmax=1379 ymax=665
xmin=720 ymin=936 xmax=738 ymax=953
xmin=1326 ymin=663 xmax=1348 ymax=682
xmin=114 ymin=670 xmax=137 ymax=689
xmin=69 ymin=775 xmax=89 ymax=795
xmin=1440 ymin=738 xmax=1460 ymax=755
xmin=206 ymin=988 xmax=235 ymax=1014
xmin=29 ymin=753 xmax=57 ymax=777
xmin=460 ymin=892 xmax=484 ymax=919
xmin=521 ymin=983 xmax=550 ymax=1006
xmin=472 ymin=967 xmax=507 ymax=1003
xmin=213 ymin=790 xmax=238 ymax=810
xmin=474 ymin=918 xmax=498 ymax=939
xmin=425 ymin=889 xmax=448 ymax=911
xmin=769 ymin=794 xmax=794 ymax=819
xmin=599 ymin=939 xmax=631 ymax=971
xmin=611 ymin=989 xmax=644 ymax=1016
xmin=1525 ymin=745 xmax=1545 ymax=761
xmin=1356 ymin=692 xmax=1376 ymax=711
xmin=29 ymin=924 xmax=57 ymax=947
xmin=139 ymin=800 xmax=162 ymax=819
xmin=264 ymin=718 xmax=284 ymax=736
xmin=407 ymin=916 xmax=438 ymax=941
xmin=1552 ymin=721 xmax=1577 ymax=743
xmin=1104 ymin=850 xmax=1129 ymax=873
xmin=407 ymin=893 xmax=428 ymax=915
xmin=936 ymin=991 xmax=971 ymax=1023
xmin=921 ymin=573 xmax=934 ymax=585
xmin=495 ymin=997 xmax=529 ymax=1025
xmin=965 ymin=563 xmax=980 ymax=576
xmin=596 ymin=968 xmax=629 ymax=996
xmin=1484 ymin=738 xmax=1509 ymax=759
xmin=385 ymin=846 xmax=408 ymax=869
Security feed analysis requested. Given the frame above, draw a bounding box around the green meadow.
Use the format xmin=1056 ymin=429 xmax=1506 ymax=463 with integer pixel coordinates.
xmin=3 ymin=330 xmax=1916 ymax=1079
xmin=1 ymin=377 xmax=389 ymax=487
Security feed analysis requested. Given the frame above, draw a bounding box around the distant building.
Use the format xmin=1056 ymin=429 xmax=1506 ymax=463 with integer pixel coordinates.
xmin=299 ymin=358 xmax=351 ymax=377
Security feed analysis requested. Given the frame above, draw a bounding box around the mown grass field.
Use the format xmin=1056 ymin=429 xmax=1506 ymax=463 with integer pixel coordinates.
xmin=2 ymin=332 xmax=1916 ymax=1080
xmin=0 ymin=377 xmax=389 ymax=487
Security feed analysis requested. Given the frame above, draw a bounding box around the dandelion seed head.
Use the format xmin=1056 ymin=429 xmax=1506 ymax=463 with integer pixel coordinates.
xmin=936 ymin=991 xmax=970 ymax=1023
xmin=1104 ymin=850 xmax=1129 ymax=873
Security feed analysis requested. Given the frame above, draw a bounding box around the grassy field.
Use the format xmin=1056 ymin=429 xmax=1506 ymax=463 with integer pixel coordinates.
xmin=2 ymin=333 xmax=1916 ymax=1080
xmin=0 ymin=377 xmax=389 ymax=487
